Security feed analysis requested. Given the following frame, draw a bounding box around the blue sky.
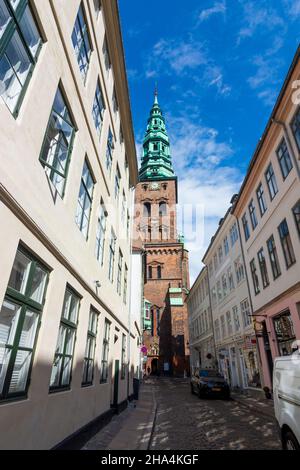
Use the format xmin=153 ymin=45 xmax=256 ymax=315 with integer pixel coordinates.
xmin=118 ymin=0 xmax=300 ymax=283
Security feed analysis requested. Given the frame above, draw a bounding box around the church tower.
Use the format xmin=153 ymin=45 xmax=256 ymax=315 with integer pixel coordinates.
xmin=134 ymin=90 xmax=190 ymax=377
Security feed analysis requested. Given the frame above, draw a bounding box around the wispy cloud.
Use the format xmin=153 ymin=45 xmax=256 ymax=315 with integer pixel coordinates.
xmin=146 ymin=37 xmax=231 ymax=97
xmin=151 ymin=38 xmax=207 ymax=74
xmin=198 ymin=1 xmax=226 ymax=23
xmin=247 ymin=54 xmax=284 ymax=106
xmin=237 ymin=1 xmax=284 ymax=43
xmin=284 ymin=0 xmax=300 ymax=18
xmin=165 ymin=115 xmax=242 ymax=283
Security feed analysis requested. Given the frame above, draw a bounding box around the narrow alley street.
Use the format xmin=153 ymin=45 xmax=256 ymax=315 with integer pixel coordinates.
xmin=80 ymin=378 xmax=281 ymax=451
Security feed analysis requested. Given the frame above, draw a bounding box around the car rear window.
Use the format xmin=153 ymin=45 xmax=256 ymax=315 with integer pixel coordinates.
xmin=200 ymin=370 xmax=222 ymax=377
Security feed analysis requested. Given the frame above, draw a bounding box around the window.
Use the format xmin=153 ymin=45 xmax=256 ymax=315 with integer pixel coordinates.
xmin=100 ymin=320 xmax=111 ymax=383
xmin=249 ymin=200 xmax=258 ymax=230
xmin=0 ymin=0 xmax=42 ymax=115
xmin=258 ymin=248 xmax=269 ymax=289
xmin=223 ymin=236 xmax=229 ymax=256
xmin=277 ymin=138 xmax=293 ymax=179
xmin=92 ymin=79 xmax=105 ymax=137
xmin=115 ymin=166 xmax=121 ymax=200
xmin=228 ymin=267 xmax=234 ymax=291
xmin=50 ymin=287 xmax=80 ymax=391
xmin=250 ymin=259 xmax=260 ymax=295
xmin=148 ymin=266 xmax=152 ymax=279
xmin=0 ymin=247 xmax=48 ymax=400
xmin=121 ymin=334 xmax=126 ymax=379
xmin=123 ymin=264 xmax=128 ymax=305
xmin=221 ymin=315 xmax=226 ymax=338
xmin=159 ymin=202 xmax=167 ymax=216
xmin=153 ymin=143 xmax=158 ymax=151
xmin=112 ymin=87 xmax=118 ymax=114
xmin=94 ymin=0 xmax=101 ymax=17
xmin=267 ymin=235 xmax=281 ymax=279
xmin=143 ymin=203 xmax=151 ymax=217
xmin=108 ymin=230 xmax=116 ymax=282
xmin=242 ymin=213 xmax=250 ymax=241
xmin=291 ymin=107 xmax=300 ymax=151
xmin=103 ymin=35 xmax=111 ymax=72
xmin=256 ymin=183 xmax=267 ymax=216
xmin=230 ymin=223 xmax=239 ymax=246
xmin=233 ymin=306 xmax=240 ymax=332
xmin=82 ymin=309 xmax=98 ymax=386
xmin=218 ymin=246 xmax=223 ymax=264
xmin=214 ymin=319 xmax=220 ymax=341
xmin=235 ymin=256 xmax=244 ymax=284
xmin=72 ymin=3 xmax=92 ymax=81
xmin=278 ymin=219 xmax=296 ymax=268
xmin=40 ymin=87 xmax=76 ymax=197
xmin=157 ymin=265 xmax=162 ymax=279
xmin=265 ymin=163 xmax=278 ymax=200
xmin=292 ymin=200 xmax=300 ymax=237
xmin=226 ymin=311 xmax=233 ymax=336
xmin=75 ymin=159 xmax=94 ymax=239
xmin=211 ymin=286 xmax=217 ymax=306
xmin=117 ymin=250 xmax=123 ymax=295
xmin=127 ymin=211 xmax=130 ymax=239
xmin=241 ymin=299 xmax=251 ymax=328
xmin=217 ymin=281 xmax=222 ymax=302
xmin=273 ymin=311 xmax=296 ymax=356
xmin=222 ymin=274 xmax=227 ymax=298
xmin=106 ymin=128 xmax=114 ymax=174
xmin=213 ymin=254 xmax=218 ymax=271
xmin=121 ymin=192 xmax=126 ymax=222
xmin=95 ymin=203 xmax=107 ymax=265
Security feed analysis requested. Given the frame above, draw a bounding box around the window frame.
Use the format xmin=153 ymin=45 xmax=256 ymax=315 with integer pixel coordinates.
xmin=75 ymin=158 xmax=95 ymax=240
xmin=257 ymin=248 xmax=270 ymax=289
xmin=292 ymin=200 xmax=300 ymax=238
xmin=242 ymin=213 xmax=250 ymax=241
xmin=92 ymin=78 xmax=105 ymax=138
xmin=278 ymin=219 xmax=296 ymax=269
xmin=267 ymin=235 xmax=281 ymax=280
xmin=39 ymin=86 xmax=76 ymax=198
xmin=265 ymin=163 xmax=278 ymax=201
xmin=71 ymin=2 xmax=93 ymax=83
xmin=276 ymin=138 xmax=293 ymax=180
xmin=49 ymin=287 xmax=80 ymax=393
xmin=0 ymin=246 xmax=49 ymax=402
xmin=0 ymin=0 xmax=43 ymax=117
xmin=121 ymin=333 xmax=126 ymax=380
xmin=82 ymin=308 xmax=98 ymax=387
xmin=100 ymin=319 xmax=111 ymax=384
xmin=250 ymin=259 xmax=260 ymax=295
xmin=256 ymin=183 xmax=267 ymax=217
xmin=248 ymin=199 xmax=258 ymax=230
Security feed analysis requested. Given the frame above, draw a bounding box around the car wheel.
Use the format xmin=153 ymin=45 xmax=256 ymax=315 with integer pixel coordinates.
xmin=223 ymin=392 xmax=231 ymax=401
xmin=282 ymin=430 xmax=300 ymax=450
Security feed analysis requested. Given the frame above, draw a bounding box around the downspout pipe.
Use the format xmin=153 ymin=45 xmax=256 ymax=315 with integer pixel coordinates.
xmin=271 ymin=118 xmax=300 ymax=180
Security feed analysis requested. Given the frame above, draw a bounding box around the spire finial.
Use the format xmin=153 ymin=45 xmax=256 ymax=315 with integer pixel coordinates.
xmin=154 ymin=83 xmax=158 ymax=104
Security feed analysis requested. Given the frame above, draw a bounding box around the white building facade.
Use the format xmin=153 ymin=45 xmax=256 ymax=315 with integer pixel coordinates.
xmin=0 ymin=0 xmax=139 ymax=449
xmin=187 ymin=267 xmax=216 ymax=373
xmin=203 ymin=208 xmax=262 ymax=391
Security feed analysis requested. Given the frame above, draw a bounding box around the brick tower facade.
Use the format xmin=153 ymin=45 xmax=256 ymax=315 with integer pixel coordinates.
xmin=134 ymin=91 xmax=190 ymax=377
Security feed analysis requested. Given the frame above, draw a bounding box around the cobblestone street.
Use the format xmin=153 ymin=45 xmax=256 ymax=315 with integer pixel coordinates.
xmin=80 ymin=378 xmax=281 ymax=450
xmin=150 ymin=378 xmax=281 ymax=450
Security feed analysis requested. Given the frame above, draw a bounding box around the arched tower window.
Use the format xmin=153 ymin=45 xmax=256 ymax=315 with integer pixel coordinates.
xmin=159 ymin=202 xmax=167 ymax=216
xmin=143 ymin=203 xmax=151 ymax=217
xmin=157 ymin=266 xmax=162 ymax=279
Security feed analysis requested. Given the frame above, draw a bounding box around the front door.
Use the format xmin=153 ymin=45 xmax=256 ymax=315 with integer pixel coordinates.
xmin=112 ymin=359 xmax=119 ymax=408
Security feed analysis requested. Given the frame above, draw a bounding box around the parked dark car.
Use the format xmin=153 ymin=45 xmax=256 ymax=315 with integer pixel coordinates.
xmin=191 ymin=369 xmax=230 ymax=399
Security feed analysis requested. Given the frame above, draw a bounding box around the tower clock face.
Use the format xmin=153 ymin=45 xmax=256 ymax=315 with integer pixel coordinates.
xmin=150 ymin=182 xmax=160 ymax=190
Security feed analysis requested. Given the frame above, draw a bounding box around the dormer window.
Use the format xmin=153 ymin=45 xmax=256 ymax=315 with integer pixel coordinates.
xmin=153 ymin=143 xmax=158 ymax=151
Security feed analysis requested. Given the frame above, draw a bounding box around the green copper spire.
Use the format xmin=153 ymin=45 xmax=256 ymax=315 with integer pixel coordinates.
xmin=139 ymin=89 xmax=175 ymax=181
